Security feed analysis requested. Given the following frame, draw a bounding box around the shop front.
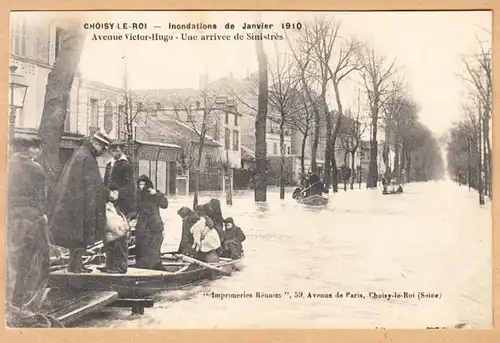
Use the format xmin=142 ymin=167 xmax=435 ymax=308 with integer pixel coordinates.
xmin=135 ymin=140 xmax=181 ymax=196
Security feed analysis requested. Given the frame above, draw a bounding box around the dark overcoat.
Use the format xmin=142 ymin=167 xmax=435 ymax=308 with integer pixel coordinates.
xmin=50 ymin=140 xmax=106 ymax=249
xmin=177 ymin=207 xmax=200 ymax=255
xmin=103 ymin=156 xmax=136 ymax=216
xmin=134 ymin=175 xmax=169 ymax=269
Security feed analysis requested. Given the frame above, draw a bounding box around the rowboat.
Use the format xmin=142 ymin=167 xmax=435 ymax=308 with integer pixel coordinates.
xmin=298 ymin=194 xmax=329 ymax=206
xmin=48 ymin=255 xmax=244 ymax=299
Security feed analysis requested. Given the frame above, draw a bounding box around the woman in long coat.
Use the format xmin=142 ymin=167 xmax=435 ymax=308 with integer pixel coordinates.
xmin=134 ymin=175 xmax=169 ymax=270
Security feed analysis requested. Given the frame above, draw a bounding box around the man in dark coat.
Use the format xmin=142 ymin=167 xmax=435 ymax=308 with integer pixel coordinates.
xmin=221 ymin=217 xmax=246 ymax=259
xmin=6 ymin=137 xmax=49 ymax=318
xmin=305 ymin=173 xmax=325 ymax=197
xmin=103 ymin=141 xmax=136 ymax=217
xmin=50 ymin=132 xmax=111 ymax=273
xmin=177 ymin=207 xmax=201 ymax=256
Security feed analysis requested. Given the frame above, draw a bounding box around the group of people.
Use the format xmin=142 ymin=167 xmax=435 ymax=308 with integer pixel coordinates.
xmin=177 ymin=200 xmax=246 ymax=263
xmin=292 ymin=172 xmax=327 ymax=200
xmin=6 ymin=131 xmax=246 ymax=320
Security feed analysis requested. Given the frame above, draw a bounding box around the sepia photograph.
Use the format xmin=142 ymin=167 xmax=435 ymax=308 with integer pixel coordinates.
xmin=5 ymin=10 xmax=493 ymax=329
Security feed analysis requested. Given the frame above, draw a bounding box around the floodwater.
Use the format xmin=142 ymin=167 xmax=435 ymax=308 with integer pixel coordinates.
xmin=76 ymin=179 xmax=492 ymax=329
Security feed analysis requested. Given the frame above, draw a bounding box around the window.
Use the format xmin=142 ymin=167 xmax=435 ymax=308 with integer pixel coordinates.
xmin=273 ymin=143 xmax=278 ymax=155
xmin=118 ymin=105 xmax=126 ymax=139
xmin=225 ymin=111 xmax=229 ymax=124
xmin=89 ymin=98 xmax=99 ymax=127
xmin=214 ymin=122 xmax=219 ymax=141
xmin=64 ymin=98 xmax=71 ymax=132
xmin=103 ymin=100 xmax=114 ymax=134
xmin=287 ymin=146 xmax=291 ymax=155
xmin=11 ymin=18 xmax=27 ymax=57
xmin=234 ymin=113 xmax=238 ymax=126
xmin=225 ymin=128 xmax=231 ymax=150
xmin=232 ymin=130 xmax=239 ymax=151
xmin=55 ymin=27 xmax=63 ymax=61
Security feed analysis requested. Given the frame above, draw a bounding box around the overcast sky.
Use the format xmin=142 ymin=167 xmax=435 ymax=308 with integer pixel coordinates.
xmin=70 ymin=11 xmax=492 ymax=136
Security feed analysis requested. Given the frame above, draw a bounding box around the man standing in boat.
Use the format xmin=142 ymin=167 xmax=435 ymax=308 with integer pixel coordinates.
xmin=6 ymin=137 xmax=50 ymax=324
xmin=104 ymin=140 xmax=136 ymax=218
xmin=50 ymin=132 xmax=111 ymax=273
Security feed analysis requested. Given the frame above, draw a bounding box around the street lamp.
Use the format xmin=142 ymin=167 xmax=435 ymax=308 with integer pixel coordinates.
xmin=9 ymin=65 xmax=29 ymax=143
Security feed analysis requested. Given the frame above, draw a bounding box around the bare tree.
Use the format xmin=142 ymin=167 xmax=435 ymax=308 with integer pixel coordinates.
xmin=380 ymin=81 xmax=407 ymax=180
xmin=325 ymin=36 xmax=362 ymax=192
xmin=38 ymin=20 xmax=86 ymax=206
xmin=340 ymin=91 xmax=368 ymax=190
xmin=285 ymin=25 xmax=322 ymax=173
xmin=359 ymin=46 xmax=397 ymax=188
xmin=234 ymin=48 xmax=302 ymax=200
xmin=459 ymin=36 xmax=492 ymax=198
xmin=170 ymin=89 xmax=229 ymax=208
xmin=290 ymin=84 xmax=316 ymax=175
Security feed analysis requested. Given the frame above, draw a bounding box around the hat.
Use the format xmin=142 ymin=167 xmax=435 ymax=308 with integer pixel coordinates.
xmin=11 ymin=136 xmax=41 ymax=149
xmin=109 ymin=140 xmax=128 ymax=149
xmin=223 ymin=217 xmax=234 ymax=224
xmin=92 ymin=132 xmax=112 ymax=146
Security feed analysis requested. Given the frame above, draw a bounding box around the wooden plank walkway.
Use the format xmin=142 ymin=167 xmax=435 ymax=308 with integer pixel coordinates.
xmin=39 ymin=288 xmax=119 ymax=326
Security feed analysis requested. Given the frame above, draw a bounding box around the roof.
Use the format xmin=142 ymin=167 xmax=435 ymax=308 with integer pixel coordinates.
xmin=241 ymin=145 xmax=255 ymax=161
xmin=134 ymin=140 xmax=181 ymax=149
xmin=136 ymin=115 xmax=221 ymax=148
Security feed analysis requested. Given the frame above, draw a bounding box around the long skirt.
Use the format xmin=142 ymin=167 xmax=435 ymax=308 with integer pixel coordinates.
xmin=135 ymin=229 xmax=164 ymax=270
xmin=103 ymin=236 xmax=128 ymax=273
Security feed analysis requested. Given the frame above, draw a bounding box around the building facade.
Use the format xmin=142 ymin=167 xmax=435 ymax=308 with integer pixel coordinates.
xmin=9 ymin=14 xmax=182 ymax=195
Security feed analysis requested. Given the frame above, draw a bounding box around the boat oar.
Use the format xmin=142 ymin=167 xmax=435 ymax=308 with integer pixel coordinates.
xmin=175 ymin=253 xmax=232 ymax=276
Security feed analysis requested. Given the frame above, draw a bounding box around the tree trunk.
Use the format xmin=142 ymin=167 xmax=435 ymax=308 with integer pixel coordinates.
xmin=367 ymin=113 xmax=379 ymax=188
xmin=311 ymin=112 xmax=320 ymax=173
xmin=38 ymin=23 xmax=86 ymax=211
xmin=393 ymin=140 xmax=401 ymax=184
xmin=255 ymin=37 xmax=268 ymax=202
xmin=279 ymin=120 xmax=285 ymax=200
xmin=383 ymin=126 xmax=390 ymax=178
xmin=322 ymin=102 xmax=332 ymax=193
xmin=350 ymin=150 xmax=356 ymax=190
xmin=405 ymin=150 xmax=412 ymax=183
xmin=330 ymin=110 xmax=343 ymax=193
xmin=477 ymin=109 xmax=485 ymax=205
xmin=300 ymin=131 xmax=307 ymax=175
xmin=193 ymin=133 xmax=206 ymax=209
xmin=482 ymin=109 xmax=490 ymax=198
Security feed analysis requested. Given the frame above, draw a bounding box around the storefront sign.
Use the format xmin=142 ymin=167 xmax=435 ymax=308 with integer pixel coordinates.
xmin=137 ymin=146 xmax=158 ymax=161
xmin=158 ymin=149 xmax=178 ymax=162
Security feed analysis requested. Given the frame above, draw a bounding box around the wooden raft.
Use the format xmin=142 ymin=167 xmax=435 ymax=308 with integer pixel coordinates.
xmin=39 ymin=288 xmax=119 ymax=326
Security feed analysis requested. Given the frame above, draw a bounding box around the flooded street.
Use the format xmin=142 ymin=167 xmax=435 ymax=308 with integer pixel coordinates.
xmin=79 ymin=180 xmax=491 ymax=329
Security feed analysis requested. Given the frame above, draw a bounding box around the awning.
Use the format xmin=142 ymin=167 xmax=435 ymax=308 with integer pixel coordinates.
xmin=14 ymin=128 xmax=84 ymax=149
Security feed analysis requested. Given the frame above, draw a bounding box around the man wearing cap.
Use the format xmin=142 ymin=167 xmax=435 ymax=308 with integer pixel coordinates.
xmin=50 ymin=132 xmax=111 ymax=273
xmin=104 ymin=140 xmax=136 ymax=218
xmin=101 ymin=141 xmax=135 ymax=273
xmin=6 ymin=137 xmax=49 ymax=316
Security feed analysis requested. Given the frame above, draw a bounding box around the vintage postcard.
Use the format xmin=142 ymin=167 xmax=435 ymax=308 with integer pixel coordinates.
xmin=4 ymin=9 xmax=492 ymax=330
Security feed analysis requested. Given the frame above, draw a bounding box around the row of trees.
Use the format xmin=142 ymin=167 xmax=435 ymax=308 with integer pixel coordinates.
xmin=446 ymin=31 xmax=492 ymax=205
xmin=253 ymin=16 xmax=445 ymax=201
xmin=34 ymin=16 xmax=446 ymax=206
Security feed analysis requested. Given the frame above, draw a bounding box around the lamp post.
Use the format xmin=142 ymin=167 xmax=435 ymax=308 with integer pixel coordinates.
xmin=9 ymin=65 xmax=29 ymax=144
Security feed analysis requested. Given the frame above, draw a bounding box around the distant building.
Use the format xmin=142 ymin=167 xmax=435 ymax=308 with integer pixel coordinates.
xmin=9 ymin=14 xmax=181 ymax=195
